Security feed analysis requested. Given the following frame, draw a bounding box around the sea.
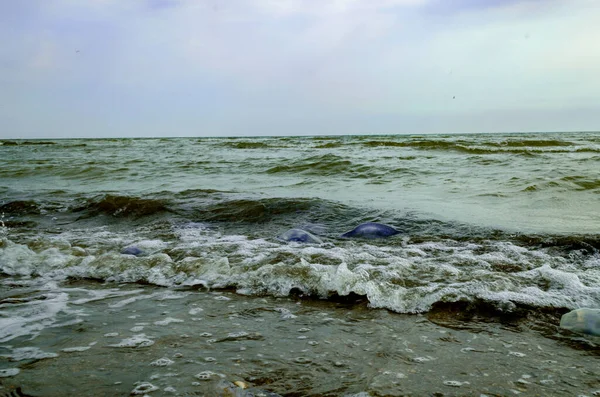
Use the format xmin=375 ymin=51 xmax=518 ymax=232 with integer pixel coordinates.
xmin=0 ymin=132 xmax=599 ymax=396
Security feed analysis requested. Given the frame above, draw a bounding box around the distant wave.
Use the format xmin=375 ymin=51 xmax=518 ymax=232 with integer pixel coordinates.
xmin=358 ymin=138 xmax=597 ymax=155
xmin=265 ymin=154 xmax=355 ymax=176
xmin=314 ymin=142 xmax=342 ymax=149
xmin=360 ymin=140 xmax=497 ymax=154
xmin=221 ymin=141 xmax=272 ymax=149
xmin=0 ymin=140 xmax=56 ymax=146
xmin=493 ymin=139 xmax=573 ymax=147
xmin=521 ymin=176 xmax=600 ymax=193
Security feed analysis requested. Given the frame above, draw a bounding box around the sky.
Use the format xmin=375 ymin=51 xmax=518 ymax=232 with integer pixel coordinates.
xmin=1 ymin=0 xmax=599 ymax=138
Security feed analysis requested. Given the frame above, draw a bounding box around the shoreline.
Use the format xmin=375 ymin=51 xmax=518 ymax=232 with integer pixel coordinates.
xmin=1 ymin=280 xmax=598 ymax=396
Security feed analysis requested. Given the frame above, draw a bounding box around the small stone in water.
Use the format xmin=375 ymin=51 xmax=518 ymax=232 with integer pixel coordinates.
xmin=234 ymin=381 xmax=248 ymax=389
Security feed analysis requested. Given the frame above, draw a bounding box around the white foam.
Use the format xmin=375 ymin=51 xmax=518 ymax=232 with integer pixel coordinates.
xmin=508 ymin=351 xmax=527 ymax=357
xmin=0 ymin=290 xmax=75 ymax=343
xmin=61 ymin=346 xmax=92 ymax=352
xmin=444 ymin=380 xmax=469 ymax=387
xmin=154 ymin=317 xmax=184 ymax=326
xmin=150 ymin=357 xmax=174 ymax=366
xmin=129 ymin=239 xmax=169 ymax=252
xmin=131 ymin=382 xmax=159 ymax=395
xmin=71 ymin=288 xmax=143 ymax=305
xmin=0 ymin=368 xmax=20 ymax=377
xmin=188 ymin=307 xmax=204 ymax=315
xmin=274 ymin=307 xmax=297 ymax=319
xmin=413 ymin=356 xmax=435 ymax=363
xmin=2 ymin=226 xmax=599 ymax=314
xmin=0 ymin=240 xmax=43 ymax=276
xmin=109 ymin=334 xmax=155 ymax=348
xmin=1 ymin=347 xmax=58 ymax=361
xmin=156 ymin=291 xmax=189 ymax=300
xmin=195 ymin=371 xmax=221 ymax=380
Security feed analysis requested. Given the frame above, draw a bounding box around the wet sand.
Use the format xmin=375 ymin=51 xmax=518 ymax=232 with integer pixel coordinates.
xmin=1 ymin=281 xmax=598 ymax=396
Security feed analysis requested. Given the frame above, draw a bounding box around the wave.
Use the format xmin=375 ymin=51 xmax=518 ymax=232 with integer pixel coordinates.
xmin=511 ymin=233 xmax=600 ymax=253
xmin=521 ymin=176 xmax=600 ymax=193
xmin=358 ymin=138 xmax=599 ymax=155
xmin=192 ymin=197 xmax=323 ymax=223
xmin=0 ymin=140 xmax=56 ymax=146
xmin=314 ymin=142 xmax=342 ymax=149
xmin=2 ymin=191 xmax=355 ymax=229
xmin=0 ymin=200 xmax=41 ymax=215
xmin=221 ymin=141 xmax=271 ymax=149
xmin=561 ymin=176 xmax=600 ymax=190
xmin=1 ymin=224 xmax=598 ymax=315
xmin=360 ymin=140 xmax=499 ymax=155
xmin=493 ymin=139 xmax=574 ymax=147
xmin=71 ymin=194 xmax=170 ymax=218
xmin=575 ymin=148 xmax=600 ymax=153
xmin=265 ymin=154 xmax=366 ymax=177
xmin=3 ymin=189 xmax=599 ymax=249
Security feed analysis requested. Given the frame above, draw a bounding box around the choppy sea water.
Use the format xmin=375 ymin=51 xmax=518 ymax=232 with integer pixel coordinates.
xmin=1 ymin=133 xmax=599 ymax=396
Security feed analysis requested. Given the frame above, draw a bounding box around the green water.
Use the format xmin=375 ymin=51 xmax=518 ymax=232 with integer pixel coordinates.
xmin=2 ymin=132 xmax=599 ymax=233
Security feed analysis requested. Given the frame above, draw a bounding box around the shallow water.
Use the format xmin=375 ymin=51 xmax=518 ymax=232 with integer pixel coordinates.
xmin=1 ymin=132 xmax=599 ymax=395
xmin=1 ymin=281 xmax=598 ymax=396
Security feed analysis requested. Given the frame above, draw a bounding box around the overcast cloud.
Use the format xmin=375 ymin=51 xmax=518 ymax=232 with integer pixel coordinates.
xmin=1 ymin=0 xmax=599 ymax=138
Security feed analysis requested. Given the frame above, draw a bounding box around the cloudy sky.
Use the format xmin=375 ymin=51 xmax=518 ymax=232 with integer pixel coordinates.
xmin=1 ymin=0 xmax=599 ymax=138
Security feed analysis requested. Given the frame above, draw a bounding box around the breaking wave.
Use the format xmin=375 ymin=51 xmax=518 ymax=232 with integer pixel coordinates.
xmin=1 ymin=222 xmax=598 ymax=315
